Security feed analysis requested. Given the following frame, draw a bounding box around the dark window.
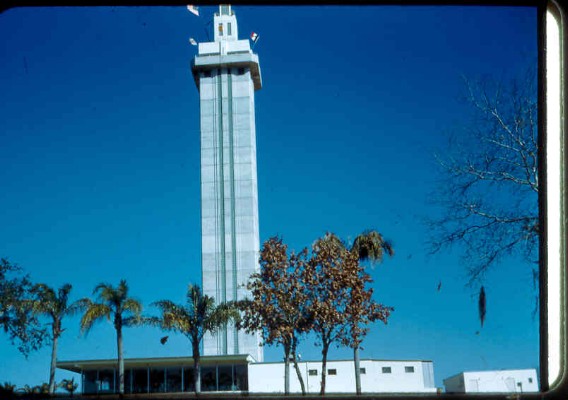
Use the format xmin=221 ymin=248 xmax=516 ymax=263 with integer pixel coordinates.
xmin=98 ymin=369 xmax=115 ymax=393
xmin=83 ymin=371 xmax=98 ymax=394
xmin=308 ymin=369 xmax=318 ymax=376
xmin=382 ymin=367 xmax=392 ymax=373
xmin=201 ymin=367 xmax=216 ymax=391
xmin=183 ymin=367 xmax=195 ymax=392
xmin=234 ymin=364 xmax=248 ymax=391
xmin=238 ymin=68 xmax=245 ymax=75
xmin=132 ymin=368 xmax=148 ymax=393
xmin=149 ymin=368 xmax=165 ymax=393
xmin=202 ymin=71 xmax=212 ymax=78
xmin=165 ymin=368 xmax=182 ymax=393
xmin=405 ymin=366 xmax=415 ymax=373
xmin=360 ymin=368 xmax=366 ymax=374
xmin=328 ymin=369 xmax=337 ymax=375
xmin=218 ymin=366 xmax=233 ymax=391
xmin=228 ymin=23 xmax=232 ymax=36
xmin=218 ymin=24 xmax=223 ymax=36
xmin=528 ymin=378 xmax=533 ymax=383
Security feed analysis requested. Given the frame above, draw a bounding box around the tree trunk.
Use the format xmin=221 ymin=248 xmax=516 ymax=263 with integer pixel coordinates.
xmin=291 ymin=337 xmax=306 ymax=395
xmin=320 ymin=342 xmax=329 ymax=395
xmin=284 ymin=343 xmax=291 ymax=395
xmin=48 ymin=323 xmax=59 ymax=395
xmin=354 ymin=346 xmax=361 ymax=395
xmin=117 ymin=326 xmax=124 ymax=397
xmin=292 ymin=357 xmax=306 ymax=395
xmin=193 ymin=342 xmax=201 ymax=394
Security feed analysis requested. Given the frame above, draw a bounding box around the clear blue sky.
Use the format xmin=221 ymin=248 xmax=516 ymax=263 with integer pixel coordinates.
xmin=0 ymin=5 xmax=538 ymax=391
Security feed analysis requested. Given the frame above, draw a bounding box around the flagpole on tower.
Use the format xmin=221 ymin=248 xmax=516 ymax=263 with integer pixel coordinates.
xmin=250 ymin=31 xmax=260 ymax=49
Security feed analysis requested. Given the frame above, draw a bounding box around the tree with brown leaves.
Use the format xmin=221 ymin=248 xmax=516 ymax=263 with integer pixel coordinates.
xmin=304 ymin=233 xmax=392 ymax=395
xmin=347 ymin=230 xmax=394 ymax=395
xmin=239 ymin=237 xmax=309 ymax=395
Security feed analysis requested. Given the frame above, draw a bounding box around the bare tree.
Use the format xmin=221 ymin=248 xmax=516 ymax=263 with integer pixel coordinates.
xmin=429 ymin=68 xmax=538 ymax=289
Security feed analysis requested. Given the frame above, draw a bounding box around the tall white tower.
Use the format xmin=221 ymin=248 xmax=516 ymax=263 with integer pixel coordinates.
xmin=191 ymin=5 xmax=263 ymax=361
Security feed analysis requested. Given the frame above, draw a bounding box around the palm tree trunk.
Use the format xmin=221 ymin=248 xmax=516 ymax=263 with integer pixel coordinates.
xmin=354 ymin=345 xmax=361 ymax=395
xmin=193 ymin=342 xmax=201 ymax=394
xmin=117 ymin=326 xmax=124 ymax=396
xmin=48 ymin=328 xmax=59 ymax=395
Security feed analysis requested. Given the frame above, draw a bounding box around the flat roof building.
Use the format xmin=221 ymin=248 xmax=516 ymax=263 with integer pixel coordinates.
xmin=443 ymin=369 xmax=539 ymax=393
xmin=57 ymin=356 xmax=437 ymax=395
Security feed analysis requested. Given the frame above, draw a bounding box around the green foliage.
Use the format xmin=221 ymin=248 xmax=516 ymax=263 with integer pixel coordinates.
xmin=79 ymin=279 xmax=143 ymax=395
xmin=0 ymin=382 xmax=16 ymax=395
xmin=30 ymin=282 xmax=81 ymax=394
xmin=79 ymin=279 xmax=143 ymax=334
xmin=0 ymin=259 xmax=47 ymax=356
xmin=59 ymin=378 xmax=78 ymax=396
xmin=150 ymin=283 xmax=238 ymax=393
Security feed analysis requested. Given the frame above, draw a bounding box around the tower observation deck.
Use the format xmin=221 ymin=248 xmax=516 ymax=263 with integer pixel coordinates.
xmin=191 ymin=5 xmax=263 ymax=362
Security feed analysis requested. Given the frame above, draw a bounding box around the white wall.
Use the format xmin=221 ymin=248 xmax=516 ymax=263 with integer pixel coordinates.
xmin=445 ymin=369 xmax=539 ymax=393
xmin=249 ymin=360 xmax=437 ymax=394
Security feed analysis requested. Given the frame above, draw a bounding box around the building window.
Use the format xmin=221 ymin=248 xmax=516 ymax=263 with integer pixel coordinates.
xmin=228 ymin=23 xmax=232 ymax=35
xmin=308 ymin=369 xmax=318 ymax=376
xmin=382 ymin=367 xmax=392 ymax=374
xmin=529 ymin=378 xmax=533 ymax=383
xmin=405 ymin=366 xmax=415 ymax=373
xmin=218 ymin=24 xmax=223 ymax=36
xmin=360 ymin=368 xmax=366 ymax=374
xmin=328 ymin=369 xmax=337 ymax=375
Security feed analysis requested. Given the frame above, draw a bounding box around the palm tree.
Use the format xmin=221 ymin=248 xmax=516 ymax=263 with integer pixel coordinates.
xmin=149 ymin=284 xmax=238 ymax=394
xmin=29 ymin=283 xmax=82 ymax=395
xmin=349 ymin=230 xmax=394 ymax=395
xmin=59 ymin=378 xmax=78 ymax=397
xmin=79 ymin=279 xmax=142 ymax=397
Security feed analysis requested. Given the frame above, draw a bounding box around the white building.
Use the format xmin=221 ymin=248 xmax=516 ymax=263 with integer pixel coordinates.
xmin=249 ymin=359 xmax=437 ymax=394
xmin=443 ymin=369 xmax=539 ymax=393
xmin=192 ymin=4 xmax=263 ymax=361
xmin=57 ymin=356 xmax=438 ymax=395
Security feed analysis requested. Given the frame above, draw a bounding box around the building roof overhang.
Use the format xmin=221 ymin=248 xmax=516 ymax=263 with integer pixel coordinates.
xmin=191 ymin=52 xmax=262 ymax=91
xmin=57 ymin=354 xmax=255 ymax=374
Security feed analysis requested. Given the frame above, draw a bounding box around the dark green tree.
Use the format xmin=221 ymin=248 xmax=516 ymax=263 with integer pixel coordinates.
xmin=0 ymin=259 xmax=46 ymax=356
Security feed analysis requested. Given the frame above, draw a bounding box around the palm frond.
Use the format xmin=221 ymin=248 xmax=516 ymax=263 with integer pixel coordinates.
xmin=351 ymin=230 xmax=394 ymax=263
xmin=80 ymin=303 xmax=111 ymax=335
xmin=123 ymin=298 xmax=142 ymax=316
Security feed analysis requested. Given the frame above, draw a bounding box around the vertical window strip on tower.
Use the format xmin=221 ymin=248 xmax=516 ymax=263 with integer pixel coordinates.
xmin=227 ymin=70 xmax=239 ymax=354
xmin=216 ymin=69 xmax=228 ymax=354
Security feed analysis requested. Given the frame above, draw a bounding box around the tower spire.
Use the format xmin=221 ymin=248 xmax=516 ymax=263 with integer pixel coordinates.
xmin=214 ymin=4 xmax=238 ymax=42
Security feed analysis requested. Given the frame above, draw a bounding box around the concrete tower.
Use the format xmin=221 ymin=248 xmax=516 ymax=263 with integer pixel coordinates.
xmin=191 ymin=5 xmax=263 ymax=362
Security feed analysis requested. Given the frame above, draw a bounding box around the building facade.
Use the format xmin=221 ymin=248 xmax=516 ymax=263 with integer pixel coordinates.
xmin=57 ymin=357 xmax=437 ymax=395
xmin=249 ymin=359 xmax=437 ymax=394
xmin=443 ymin=369 xmax=539 ymax=393
xmin=191 ymin=4 xmax=263 ymax=361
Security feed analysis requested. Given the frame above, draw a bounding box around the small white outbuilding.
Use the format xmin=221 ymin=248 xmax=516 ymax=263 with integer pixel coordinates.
xmin=248 ymin=359 xmax=437 ymax=394
xmin=443 ymin=369 xmax=539 ymax=393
